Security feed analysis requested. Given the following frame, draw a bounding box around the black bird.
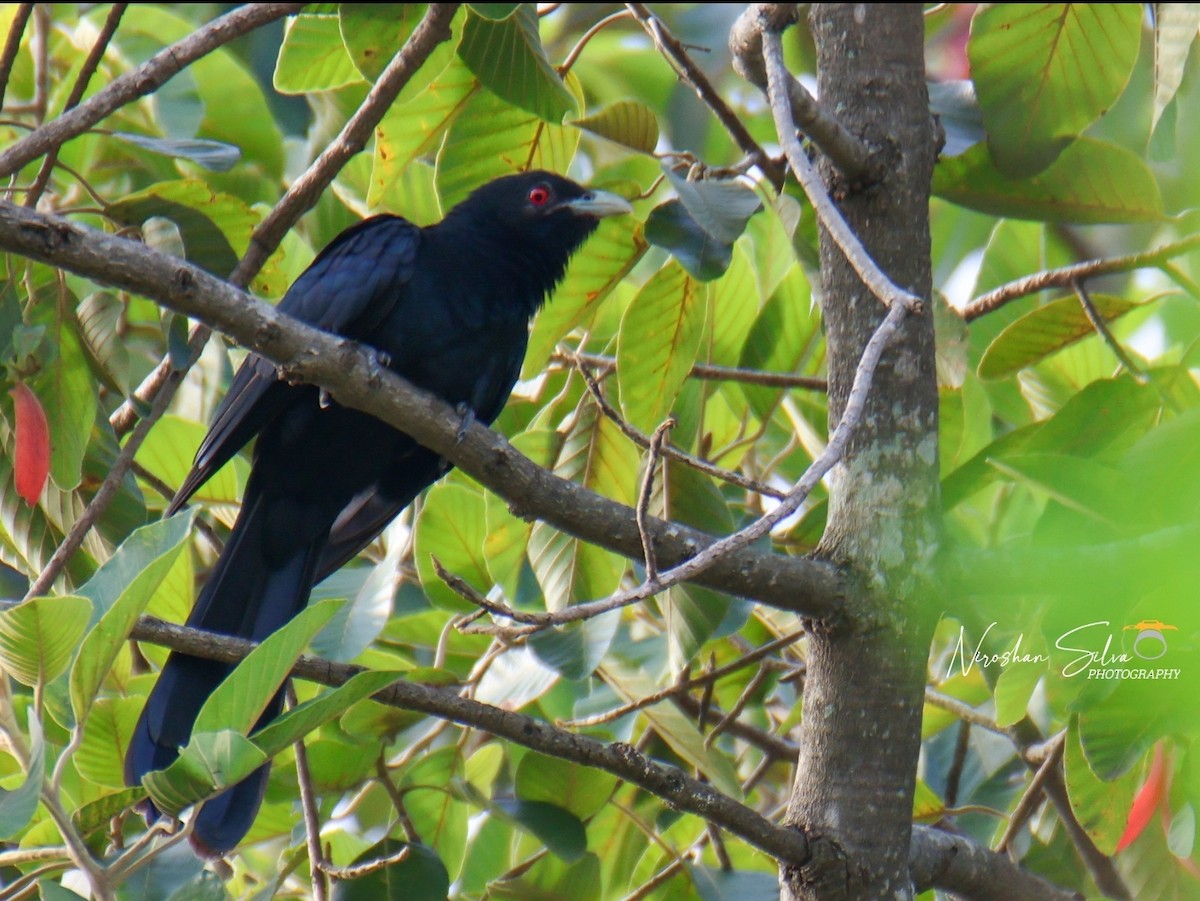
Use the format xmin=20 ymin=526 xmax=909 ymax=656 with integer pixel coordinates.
xmin=125 ymin=171 xmax=631 ymax=855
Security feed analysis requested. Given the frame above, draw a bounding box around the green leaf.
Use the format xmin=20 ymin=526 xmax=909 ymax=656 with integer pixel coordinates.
xmin=331 ymin=841 xmax=451 ymax=901
xmin=1063 ymin=717 xmax=1137 ymax=855
xmin=645 ymin=200 xmax=732 ymax=282
xmin=26 ymin=286 xmax=95 ymax=493
xmin=602 ymin=663 xmax=741 ymax=799
xmin=108 ymin=181 xmax=262 ymax=278
xmin=664 ymin=169 xmax=762 ymax=245
xmin=274 ymin=13 xmax=365 ymax=94
xmin=738 ymin=268 xmax=820 ymax=420
xmin=0 ymin=712 xmax=42 ymax=839
xmin=193 ymin=599 xmax=342 ymax=737
xmin=688 ymin=864 xmax=779 ymax=901
xmin=993 ymin=655 xmax=1047 ymax=727
xmin=435 ymin=71 xmax=581 ymax=211
xmin=0 ymin=595 xmax=90 ymax=687
xmin=617 ymin=261 xmax=704 ymax=433
xmin=111 ymin=132 xmax=241 ymax=171
xmin=933 ymin=139 xmax=1164 ymax=224
xmin=72 ymin=787 xmax=146 ymax=837
xmin=527 ymin=613 xmax=619 ymax=682
xmin=1153 ymin=5 xmax=1200 ymax=132
xmin=414 ymin=482 xmax=494 ymax=611
xmin=458 ymin=5 xmax=575 ymax=122
xmin=570 ymin=100 xmax=659 ymax=154
xmin=1168 ymin=803 xmax=1196 ymax=859
xmin=968 ymin=4 xmax=1142 ymax=177
xmin=527 ymin=404 xmax=633 ymax=614
xmin=489 ymin=851 xmax=601 ymax=901
xmin=369 ymin=56 xmax=478 ymax=209
xmin=706 ymin=245 xmax=762 ymax=367
xmin=142 ymin=731 xmax=267 ymax=818
xmin=39 ymin=880 xmax=88 ymax=900
xmin=135 ymin=415 xmax=246 ymax=508
xmin=400 ymin=747 xmax=468 ymax=877
xmin=71 ymin=513 xmax=193 ymax=720
xmin=494 ymin=799 xmax=586 ymax=862
xmin=250 ymin=670 xmax=403 ymax=758
xmin=523 ymin=215 xmax=647 ymax=378
xmin=978 ymin=293 xmax=1147 ymax=379
xmin=515 ymin=752 xmax=618 ymax=820
xmin=339 ymin=4 xmax=421 ymax=81
xmin=76 ymin=292 xmax=130 ymax=395
xmin=76 ymin=697 xmax=141 ymax=788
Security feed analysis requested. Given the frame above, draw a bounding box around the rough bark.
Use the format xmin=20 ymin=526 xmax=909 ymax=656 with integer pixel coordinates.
xmin=782 ymin=6 xmax=940 ymax=899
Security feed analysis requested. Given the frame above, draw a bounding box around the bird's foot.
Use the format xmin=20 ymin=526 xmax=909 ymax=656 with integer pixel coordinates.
xmin=455 ymin=403 xmax=475 ymax=444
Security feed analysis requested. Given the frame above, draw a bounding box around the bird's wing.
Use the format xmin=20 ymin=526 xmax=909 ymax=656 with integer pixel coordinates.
xmin=168 ymin=216 xmax=422 ymax=513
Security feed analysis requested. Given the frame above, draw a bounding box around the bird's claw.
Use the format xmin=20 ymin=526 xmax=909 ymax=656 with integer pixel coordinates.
xmin=455 ymin=403 xmax=475 ymax=444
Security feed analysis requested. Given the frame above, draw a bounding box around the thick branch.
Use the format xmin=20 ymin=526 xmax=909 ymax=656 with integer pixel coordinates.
xmin=122 ymin=612 xmax=813 ymax=868
xmin=0 ymin=200 xmax=844 ymax=618
xmin=909 ymin=825 xmax=1082 ymax=901
xmin=0 ymin=4 xmax=303 ymax=179
xmin=105 ymin=610 xmax=1081 ymax=899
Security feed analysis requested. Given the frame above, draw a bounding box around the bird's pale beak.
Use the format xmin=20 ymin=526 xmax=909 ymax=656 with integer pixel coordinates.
xmin=564 ymin=188 xmax=634 ymax=219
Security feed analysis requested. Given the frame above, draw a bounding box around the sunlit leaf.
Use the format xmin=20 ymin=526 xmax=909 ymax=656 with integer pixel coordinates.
xmin=571 ymin=100 xmax=659 ymax=154
xmin=0 ymin=595 xmax=90 ymax=686
xmin=339 ymin=4 xmax=422 ymax=81
xmin=969 ymin=4 xmax=1142 ymax=177
xmin=458 ymin=4 xmax=575 ymax=122
xmin=274 ymin=13 xmax=365 ymax=93
xmin=978 ymin=293 xmax=1147 ymax=379
xmin=933 ymin=139 xmax=1164 ymax=224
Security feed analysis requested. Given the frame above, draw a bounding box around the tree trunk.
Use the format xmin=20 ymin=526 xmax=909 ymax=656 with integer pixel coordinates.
xmin=781 ymin=6 xmax=940 ymax=899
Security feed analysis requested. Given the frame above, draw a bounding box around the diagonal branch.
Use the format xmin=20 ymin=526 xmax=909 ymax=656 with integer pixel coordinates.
xmin=108 ymin=1 xmax=461 ymax=435
xmin=961 ymin=233 xmax=1200 ymax=322
xmin=0 ymin=199 xmax=844 ymax=618
xmin=91 ymin=607 xmax=1080 ymax=900
xmin=0 ymin=3 xmax=304 ymax=179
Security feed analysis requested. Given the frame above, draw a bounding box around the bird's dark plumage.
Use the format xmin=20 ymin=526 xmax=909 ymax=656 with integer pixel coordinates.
xmin=125 ymin=171 xmax=630 ymax=855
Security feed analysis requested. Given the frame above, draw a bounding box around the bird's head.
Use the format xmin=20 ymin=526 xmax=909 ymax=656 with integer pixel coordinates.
xmin=437 ymin=171 xmax=632 ymax=309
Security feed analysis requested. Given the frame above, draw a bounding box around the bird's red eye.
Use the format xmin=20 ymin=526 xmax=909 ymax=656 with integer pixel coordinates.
xmin=528 ymin=185 xmax=551 ymax=206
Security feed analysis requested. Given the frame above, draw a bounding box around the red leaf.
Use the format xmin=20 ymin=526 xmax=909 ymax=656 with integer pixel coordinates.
xmin=1116 ymin=744 xmax=1168 ymax=852
xmin=9 ymin=382 xmax=50 ymax=505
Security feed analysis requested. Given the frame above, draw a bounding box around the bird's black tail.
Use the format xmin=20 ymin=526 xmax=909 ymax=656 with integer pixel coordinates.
xmin=125 ymin=491 xmax=321 ymax=856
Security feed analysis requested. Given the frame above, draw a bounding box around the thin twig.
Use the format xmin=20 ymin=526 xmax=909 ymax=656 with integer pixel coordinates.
xmin=704 ymin=667 xmax=769 ymax=747
xmin=561 ymin=629 xmax=804 ymax=728
xmin=1072 ymin=279 xmax=1147 ymax=380
xmin=0 ymin=4 xmax=304 ymax=179
xmin=321 ymin=843 xmax=413 ymax=880
xmin=462 ymin=299 xmax=906 ymax=632
xmin=996 ymin=731 xmax=1065 ymax=854
xmin=924 ymin=689 xmax=1007 ymax=735
xmin=25 ymin=4 xmax=127 ymax=208
xmin=962 ymin=233 xmax=1200 ymax=322
xmin=560 ymin=9 xmax=632 ymax=74
xmin=637 ymin=418 xmax=675 ymax=581
xmin=944 ymin=719 xmax=970 ymax=808
xmin=729 ymin=4 xmax=877 ymax=182
xmin=0 ymin=4 xmax=33 ymax=112
xmin=574 ymin=358 xmax=787 ymax=499
xmin=288 ymin=685 xmax=329 ymax=901
xmin=559 ymin=349 xmax=827 ymax=391
xmin=625 ymin=2 xmax=783 ymax=186
xmin=763 ymin=28 xmax=923 ymax=313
